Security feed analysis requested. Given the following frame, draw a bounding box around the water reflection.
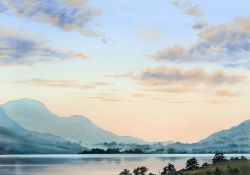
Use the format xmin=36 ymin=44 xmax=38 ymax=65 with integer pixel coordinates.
xmin=0 ymin=154 xmax=249 ymax=175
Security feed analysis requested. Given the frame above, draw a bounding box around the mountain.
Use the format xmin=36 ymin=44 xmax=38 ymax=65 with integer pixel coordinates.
xmin=0 ymin=107 xmax=82 ymax=154
xmin=197 ymin=119 xmax=250 ymax=153
xmin=1 ymin=98 xmax=145 ymax=146
xmin=164 ymin=119 xmax=250 ymax=153
xmin=1 ymin=98 xmax=248 ymax=153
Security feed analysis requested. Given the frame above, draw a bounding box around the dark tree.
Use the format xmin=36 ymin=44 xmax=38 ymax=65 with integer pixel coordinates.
xmin=133 ymin=167 xmax=148 ymax=175
xmin=119 ymin=169 xmax=132 ymax=175
xmin=167 ymin=148 xmax=176 ymax=154
xmin=212 ymin=153 xmax=227 ymax=164
xmin=240 ymin=156 xmax=247 ymax=160
xmin=185 ymin=157 xmax=199 ymax=170
xmin=214 ymin=167 xmax=223 ymax=175
xmin=161 ymin=163 xmax=176 ymax=175
xmin=202 ymin=162 xmax=209 ymax=168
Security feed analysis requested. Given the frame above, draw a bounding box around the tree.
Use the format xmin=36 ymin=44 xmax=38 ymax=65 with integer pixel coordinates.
xmin=240 ymin=156 xmax=247 ymax=160
xmin=212 ymin=153 xmax=227 ymax=164
xmin=119 ymin=169 xmax=132 ymax=175
xmin=185 ymin=157 xmax=199 ymax=170
xmin=161 ymin=163 xmax=176 ymax=175
xmin=214 ymin=167 xmax=223 ymax=175
xmin=202 ymin=162 xmax=209 ymax=168
xmin=133 ymin=167 xmax=148 ymax=175
xmin=167 ymin=148 xmax=176 ymax=154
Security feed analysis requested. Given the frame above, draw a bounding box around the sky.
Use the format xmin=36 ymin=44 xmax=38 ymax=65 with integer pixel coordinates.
xmin=0 ymin=0 xmax=250 ymax=143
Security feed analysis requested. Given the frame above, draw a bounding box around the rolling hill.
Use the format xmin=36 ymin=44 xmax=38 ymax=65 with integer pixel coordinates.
xmin=0 ymin=107 xmax=82 ymax=154
xmin=1 ymin=98 xmax=145 ymax=146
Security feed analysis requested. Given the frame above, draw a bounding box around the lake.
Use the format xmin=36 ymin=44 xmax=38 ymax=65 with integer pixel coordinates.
xmin=0 ymin=154 xmax=249 ymax=175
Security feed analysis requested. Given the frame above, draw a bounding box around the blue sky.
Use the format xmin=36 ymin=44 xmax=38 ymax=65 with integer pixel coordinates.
xmin=0 ymin=0 xmax=250 ymax=142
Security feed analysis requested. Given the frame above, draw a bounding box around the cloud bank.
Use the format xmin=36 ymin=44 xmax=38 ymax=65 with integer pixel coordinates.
xmin=109 ymin=66 xmax=245 ymax=95
xmin=169 ymin=0 xmax=203 ymax=18
xmin=0 ymin=0 xmax=100 ymax=36
xmin=152 ymin=17 xmax=250 ymax=68
xmin=0 ymin=25 xmax=87 ymax=66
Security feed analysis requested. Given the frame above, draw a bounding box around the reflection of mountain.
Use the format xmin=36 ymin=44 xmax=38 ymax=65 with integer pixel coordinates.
xmin=0 ymin=107 xmax=82 ymax=154
xmin=164 ymin=119 xmax=250 ymax=153
xmin=1 ymin=98 xmax=145 ymax=146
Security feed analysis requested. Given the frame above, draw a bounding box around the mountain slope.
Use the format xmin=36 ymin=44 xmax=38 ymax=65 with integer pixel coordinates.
xmin=0 ymin=107 xmax=82 ymax=154
xmin=197 ymin=119 xmax=250 ymax=152
xmin=164 ymin=119 xmax=250 ymax=153
xmin=1 ymin=98 xmax=145 ymax=146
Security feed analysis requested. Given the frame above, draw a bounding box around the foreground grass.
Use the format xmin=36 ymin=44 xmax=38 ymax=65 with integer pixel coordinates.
xmin=181 ymin=160 xmax=250 ymax=175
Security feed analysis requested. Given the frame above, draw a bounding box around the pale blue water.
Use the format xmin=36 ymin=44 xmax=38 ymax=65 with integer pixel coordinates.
xmin=0 ymin=154 xmax=249 ymax=175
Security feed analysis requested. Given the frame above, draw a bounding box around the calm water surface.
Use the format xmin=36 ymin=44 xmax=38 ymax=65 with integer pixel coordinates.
xmin=0 ymin=154 xmax=249 ymax=175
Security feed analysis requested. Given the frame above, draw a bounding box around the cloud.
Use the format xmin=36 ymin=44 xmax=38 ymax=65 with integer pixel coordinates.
xmin=137 ymin=27 xmax=163 ymax=41
xmin=0 ymin=0 xmax=100 ymax=36
xmin=12 ymin=79 xmax=112 ymax=89
xmin=212 ymin=90 xmax=239 ymax=97
xmin=67 ymin=51 xmax=88 ymax=60
xmin=192 ymin=21 xmax=207 ymax=30
xmin=151 ymin=17 xmax=250 ymax=67
xmin=138 ymin=67 xmax=245 ymax=86
xmin=89 ymin=93 xmax=122 ymax=102
xmin=0 ymin=25 xmax=87 ymax=66
xmin=152 ymin=44 xmax=187 ymax=61
xmin=109 ymin=66 xmax=245 ymax=95
xmin=169 ymin=0 xmax=203 ymax=18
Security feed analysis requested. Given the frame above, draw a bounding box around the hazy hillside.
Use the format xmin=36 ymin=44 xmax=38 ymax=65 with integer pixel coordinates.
xmin=1 ymin=98 xmax=145 ymax=146
xmin=197 ymin=119 xmax=250 ymax=153
xmin=1 ymin=98 xmax=249 ymax=153
xmin=164 ymin=119 xmax=250 ymax=153
xmin=0 ymin=107 xmax=82 ymax=154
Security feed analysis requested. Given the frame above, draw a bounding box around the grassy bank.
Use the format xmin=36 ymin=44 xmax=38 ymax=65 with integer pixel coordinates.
xmin=181 ymin=160 xmax=250 ymax=175
xmin=119 ymin=154 xmax=249 ymax=175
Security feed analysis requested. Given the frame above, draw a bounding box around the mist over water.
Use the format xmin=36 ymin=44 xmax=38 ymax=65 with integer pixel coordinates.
xmin=0 ymin=154 xmax=249 ymax=175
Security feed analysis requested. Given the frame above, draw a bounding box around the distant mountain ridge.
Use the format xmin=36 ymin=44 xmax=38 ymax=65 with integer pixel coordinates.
xmin=0 ymin=107 xmax=82 ymax=154
xmin=1 ymin=98 xmax=249 ymax=154
xmin=1 ymin=98 xmax=145 ymax=146
xmin=163 ymin=119 xmax=250 ymax=153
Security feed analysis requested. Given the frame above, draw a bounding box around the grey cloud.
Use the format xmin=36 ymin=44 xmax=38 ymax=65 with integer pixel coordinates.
xmin=0 ymin=0 xmax=100 ymax=36
xmin=139 ymin=67 xmax=245 ymax=86
xmin=192 ymin=21 xmax=207 ymax=30
xmin=152 ymin=17 xmax=250 ymax=67
xmin=110 ymin=66 xmax=245 ymax=95
xmin=0 ymin=26 xmax=88 ymax=66
xmin=169 ymin=0 xmax=203 ymax=17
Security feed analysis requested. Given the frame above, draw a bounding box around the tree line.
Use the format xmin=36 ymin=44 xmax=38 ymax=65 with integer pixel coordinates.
xmin=119 ymin=153 xmax=248 ymax=175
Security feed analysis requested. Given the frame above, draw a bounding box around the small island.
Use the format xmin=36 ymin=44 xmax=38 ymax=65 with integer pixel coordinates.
xmin=80 ymin=148 xmax=146 ymax=154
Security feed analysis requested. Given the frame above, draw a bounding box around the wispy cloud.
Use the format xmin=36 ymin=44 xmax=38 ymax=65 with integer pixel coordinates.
xmin=0 ymin=0 xmax=100 ymax=36
xmin=151 ymin=17 xmax=250 ymax=68
xmin=12 ymin=79 xmax=112 ymax=90
xmin=192 ymin=21 xmax=207 ymax=30
xmin=109 ymin=66 xmax=245 ymax=95
xmin=212 ymin=90 xmax=239 ymax=97
xmin=137 ymin=27 xmax=164 ymax=41
xmin=0 ymin=25 xmax=87 ymax=66
xmin=168 ymin=0 xmax=207 ymax=31
xmin=138 ymin=67 xmax=245 ymax=86
xmin=169 ymin=0 xmax=203 ymax=18
xmin=89 ymin=93 xmax=122 ymax=102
